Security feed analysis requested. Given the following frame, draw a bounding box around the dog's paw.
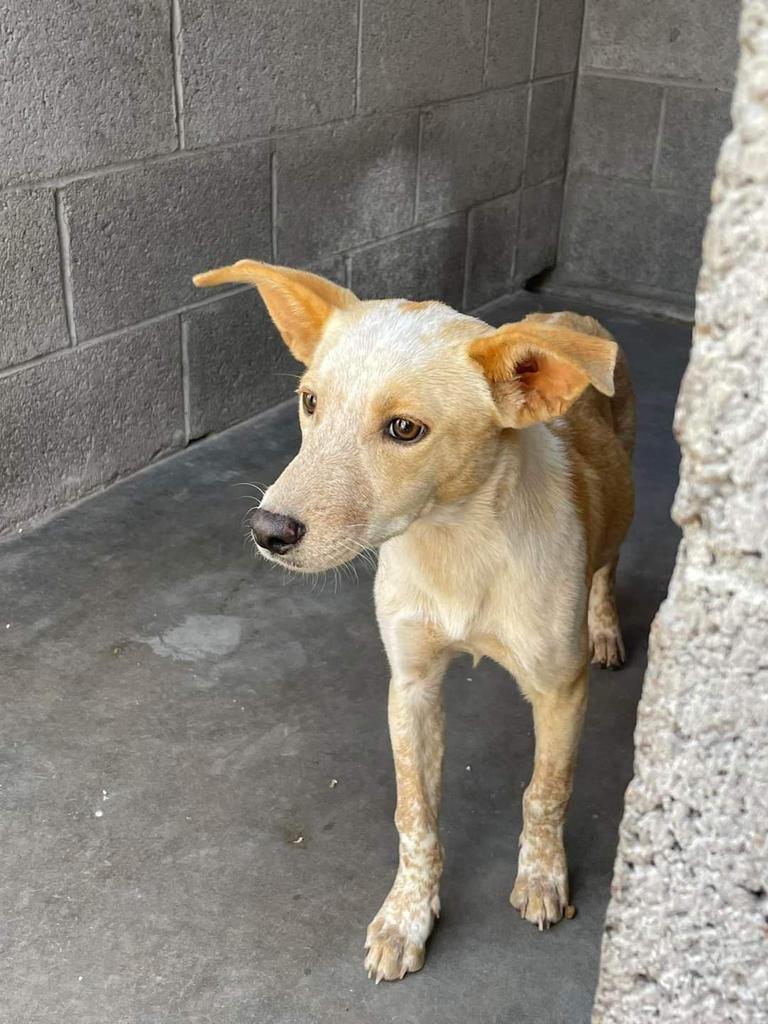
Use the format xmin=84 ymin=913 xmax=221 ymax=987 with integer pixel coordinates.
xmin=363 ymin=890 xmax=439 ymax=983
xmin=364 ymin=920 xmax=426 ymax=983
xmin=510 ymin=868 xmax=568 ymax=930
xmin=590 ymin=628 xmax=625 ymax=670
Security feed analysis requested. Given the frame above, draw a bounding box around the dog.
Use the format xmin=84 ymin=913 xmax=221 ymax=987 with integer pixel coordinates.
xmin=193 ymin=260 xmax=635 ymax=983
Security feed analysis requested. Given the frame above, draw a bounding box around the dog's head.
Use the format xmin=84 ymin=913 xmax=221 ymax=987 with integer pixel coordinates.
xmin=193 ymin=261 xmax=617 ymax=573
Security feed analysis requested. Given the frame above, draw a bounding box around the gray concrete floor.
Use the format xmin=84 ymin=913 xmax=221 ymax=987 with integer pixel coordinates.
xmin=0 ymin=293 xmax=691 ymax=1024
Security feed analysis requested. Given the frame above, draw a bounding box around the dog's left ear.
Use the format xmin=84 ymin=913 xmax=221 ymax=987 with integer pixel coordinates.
xmin=192 ymin=260 xmax=359 ymax=365
xmin=469 ymin=321 xmax=618 ymax=427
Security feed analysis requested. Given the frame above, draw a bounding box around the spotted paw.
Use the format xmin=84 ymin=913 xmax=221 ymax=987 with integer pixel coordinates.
xmin=510 ymin=869 xmax=569 ymax=930
xmin=363 ymin=891 xmax=439 ymax=983
xmin=364 ymin=920 xmax=426 ymax=983
xmin=590 ymin=627 xmax=625 ymax=669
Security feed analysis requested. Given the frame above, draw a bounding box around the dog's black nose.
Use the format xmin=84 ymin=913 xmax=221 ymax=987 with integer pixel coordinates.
xmin=251 ymin=510 xmax=306 ymax=555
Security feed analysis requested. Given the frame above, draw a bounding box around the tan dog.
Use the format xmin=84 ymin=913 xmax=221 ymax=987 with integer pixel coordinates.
xmin=193 ymin=261 xmax=635 ymax=983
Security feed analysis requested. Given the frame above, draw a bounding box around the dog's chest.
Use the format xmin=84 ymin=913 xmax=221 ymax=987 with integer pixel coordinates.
xmin=389 ymin=538 xmax=585 ymax=680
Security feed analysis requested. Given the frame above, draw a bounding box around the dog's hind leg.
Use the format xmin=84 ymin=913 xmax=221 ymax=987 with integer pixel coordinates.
xmin=511 ymin=667 xmax=588 ymax=928
xmin=364 ymin=619 xmax=450 ymax=983
xmin=588 ymin=555 xmax=626 ymax=669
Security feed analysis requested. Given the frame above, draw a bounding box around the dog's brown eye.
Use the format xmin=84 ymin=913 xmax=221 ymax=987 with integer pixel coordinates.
xmin=301 ymin=391 xmax=317 ymax=415
xmin=387 ymin=417 xmax=426 ymax=443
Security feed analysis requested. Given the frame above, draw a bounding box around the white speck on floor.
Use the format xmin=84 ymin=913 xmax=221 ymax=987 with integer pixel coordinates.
xmin=329 ymin=778 xmax=338 ymax=788
xmin=94 ymin=809 xmax=104 ymax=818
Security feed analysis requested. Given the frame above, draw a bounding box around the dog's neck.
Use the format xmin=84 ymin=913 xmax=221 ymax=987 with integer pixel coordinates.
xmin=421 ymin=422 xmax=569 ymax=534
xmin=387 ymin=422 xmax=575 ymax=589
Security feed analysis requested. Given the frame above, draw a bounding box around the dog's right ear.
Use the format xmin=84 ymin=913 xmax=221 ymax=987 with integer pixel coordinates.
xmin=192 ymin=260 xmax=359 ymax=365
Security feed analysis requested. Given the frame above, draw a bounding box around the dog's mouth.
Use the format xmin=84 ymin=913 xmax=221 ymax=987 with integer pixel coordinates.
xmin=249 ymin=527 xmax=376 ymax=574
xmin=255 ymin=549 xmax=357 ymax=574
xmin=261 ymin=550 xmax=308 ymax=572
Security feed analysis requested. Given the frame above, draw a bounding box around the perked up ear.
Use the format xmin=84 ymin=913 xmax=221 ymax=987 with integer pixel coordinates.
xmin=468 ymin=320 xmax=618 ymax=428
xmin=192 ymin=260 xmax=359 ymax=364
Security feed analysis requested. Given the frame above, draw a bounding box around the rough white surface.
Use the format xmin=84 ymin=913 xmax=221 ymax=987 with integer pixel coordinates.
xmin=593 ymin=3 xmax=768 ymax=1021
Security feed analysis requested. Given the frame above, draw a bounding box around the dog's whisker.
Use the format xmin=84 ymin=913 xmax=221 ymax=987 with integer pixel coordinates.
xmin=233 ymin=480 xmax=269 ymax=489
xmin=335 ymin=538 xmax=378 ymax=574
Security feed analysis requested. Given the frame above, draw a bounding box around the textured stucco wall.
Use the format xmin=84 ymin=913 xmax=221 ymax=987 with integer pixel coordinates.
xmin=593 ymin=2 xmax=768 ymax=1020
xmin=0 ymin=0 xmax=583 ymax=532
xmin=555 ymin=0 xmax=741 ymax=316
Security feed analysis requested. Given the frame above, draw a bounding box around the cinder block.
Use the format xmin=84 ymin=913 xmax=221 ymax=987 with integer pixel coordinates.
xmin=183 ymin=257 xmax=344 ymax=439
xmin=464 ymin=193 xmax=520 ymax=309
xmin=517 ymin=180 xmax=563 ymax=280
xmin=569 ymin=76 xmax=663 ymax=181
xmin=417 ymin=90 xmax=527 ymax=221
xmin=358 ymin=0 xmax=486 ymax=113
xmin=182 ymin=0 xmax=358 ymax=146
xmin=0 ymin=2 xmax=175 ymax=187
xmin=348 ymin=215 xmax=467 ymax=308
xmin=582 ymin=0 xmax=740 ymax=89
xmin=63 ymin=145 xmax=272 ymax=340
xmin=0 ymin=321 xmax=184 ymax=531
xmin=0 ymin=191 xmax=69 ymax=369
xmin=535 ymin=0 xmax=584 ymax=78
xmin=525 ymin=77 xmax=574 ymax=185
xmin=656 ymin=87 xmax=732 ymax=193
xmin=276 ymin=115 xmax=418 ymax=264
xmin=558 ymin=174 xmax=708 ymax=298
xmin=183 ymin=292 xmax=298 ymax=440
xmin=485 ymin=0 xmax=537 ymax=88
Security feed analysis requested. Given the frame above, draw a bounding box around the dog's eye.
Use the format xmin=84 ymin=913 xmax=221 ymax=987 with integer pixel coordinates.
xmin=301 ymin=391 xmax=317 ymax=415
xmin=387 ymin=417 xmax=426 ymax=443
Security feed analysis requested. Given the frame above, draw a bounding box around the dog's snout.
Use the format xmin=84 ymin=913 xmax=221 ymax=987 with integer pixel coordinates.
xmin=251 ymin=509 xmax=306 ymax=555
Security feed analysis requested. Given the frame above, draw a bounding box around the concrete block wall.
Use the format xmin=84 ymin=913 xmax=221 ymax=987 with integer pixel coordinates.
xmin=0 ymin=0 xmax=583 ymax=533
xmin=554 ymin=0 xmax=740 ymax=316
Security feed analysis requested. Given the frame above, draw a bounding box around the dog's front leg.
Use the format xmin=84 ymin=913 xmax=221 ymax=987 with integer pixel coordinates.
xmin=364 ymin=618 xmax=449 ymax=983
xmin=511 ymin=667 xmax=588 ymax=929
